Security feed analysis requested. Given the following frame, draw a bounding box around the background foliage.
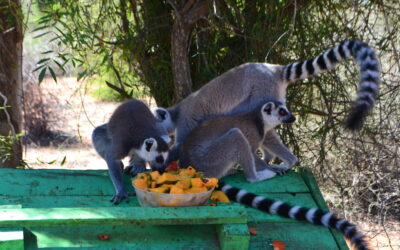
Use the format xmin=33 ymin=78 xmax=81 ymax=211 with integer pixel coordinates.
xmin=32 ymin=0 xmax=399 ymax=223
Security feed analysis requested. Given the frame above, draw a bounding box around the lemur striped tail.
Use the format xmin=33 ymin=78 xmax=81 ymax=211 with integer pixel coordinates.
xmin=282 ymin=40 xmax=380 ymax=130
xmin=218 ymin=182 xmax=370 ymax=250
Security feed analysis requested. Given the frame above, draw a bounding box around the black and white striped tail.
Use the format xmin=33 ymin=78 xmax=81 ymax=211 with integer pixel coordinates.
xmin=218 ymin=182 xmax=370 ymax=250
xmin=283 ymin=40 xmax=380 ymax=130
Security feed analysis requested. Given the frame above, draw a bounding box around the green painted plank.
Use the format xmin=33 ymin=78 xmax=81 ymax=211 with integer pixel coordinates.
xmin=248 ymin=222 xmax=340 ymax=250
xmin=0 ymin=169 xmax=131 ymax=196
xmin=0 ymin=205 xmax=247 ymax=228
xmin=222 ymin=170 xmax=309 ymax=193
xmin=299 ymin=168 xmax=349 ymax=250
xmin=0 ymin=195 xmax=138 ymax=208
xmin=0 ymin=228 xmax=24 ymax=250
xmin=24 ymin=225 xmax=220 ymax=249
xmin=1 ymin=192 xmax=313 ymax=210
xmin=0 ymin=194 xmax=319 ymax=224
xmin=217 ymin=224 xmax=250 ymax=250
xmin=0 ymin=169 xmax=309 ymax=197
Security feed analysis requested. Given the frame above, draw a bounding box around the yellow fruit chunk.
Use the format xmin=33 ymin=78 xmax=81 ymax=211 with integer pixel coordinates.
xmin=133 ymin=178 xmax=148 ymax=190
xmin=185 ymin=187 xmax=208 ymax=194
xmin=149 ymin=186 xmax=170 ymax=193
xmin=211 ymin=191 xmax=230 ymax=203
xmin=179 ymin=166 xmax=196 ymax=177
xmin=156 ymin=173 xmax=180 ymax=185
xmin=170 ymin=186 xmax=185 ymax=194
xmin=137 ymin=173 xmax=149 ymax=180
xmin=191 ymin=178 xmax=204 ymax=188
xmin=150 ymin=181 xmax=157 ymax=188
xmin=175 ymin=179 xmax=191 ymax=190
xmin=150 ymin=171 xmax=161 ymax=181
xmin=203 ymin=178 xmax=218 ymax=188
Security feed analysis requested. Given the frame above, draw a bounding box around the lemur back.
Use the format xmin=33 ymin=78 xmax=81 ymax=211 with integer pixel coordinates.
xmin=108 ymin=99 xmax=169 ymax=157
xmin=162 ymin=40 xmax=380 ymax=170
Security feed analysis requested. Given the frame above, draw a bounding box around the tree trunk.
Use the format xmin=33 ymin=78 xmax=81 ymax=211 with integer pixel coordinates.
xmin=171 ymin=21 xmax=192 ymax=100
xmin=169 ymin=0 xmax=212 ymax=102
xmin=0 ymin=0 xmax=23 ymax=168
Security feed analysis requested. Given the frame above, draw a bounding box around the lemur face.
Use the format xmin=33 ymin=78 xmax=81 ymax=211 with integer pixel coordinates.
xmin=262 ymin=101 xmax=295 ymax=126
xmin=154 ymin=108 xmax=175 ymax=135
xmin=137 ymin=137 xmax=169 ymax=172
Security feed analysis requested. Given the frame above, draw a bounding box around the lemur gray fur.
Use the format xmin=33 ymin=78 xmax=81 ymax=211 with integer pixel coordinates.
xmin=218 ymin=182 xmax=369 ymax=250
xmin=92 ymin=99 xmax=170 ymax=204
xmin=157 ymin=40 xmax=380 ymax=172
xmin=180 ymin=101 xmax=296 ymax=181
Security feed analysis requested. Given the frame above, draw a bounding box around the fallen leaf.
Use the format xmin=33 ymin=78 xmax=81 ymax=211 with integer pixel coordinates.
xmin=248 ymin=226 xmax=257 ymax=235
xmin=272 ymin=240 xmax=286 ymax=250
xmin=98 ymin=234 xmax=110 ymax=241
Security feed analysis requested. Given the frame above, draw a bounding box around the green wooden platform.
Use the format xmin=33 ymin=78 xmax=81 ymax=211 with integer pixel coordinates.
xmin=0 ymin=168 xmax=349 ymax=249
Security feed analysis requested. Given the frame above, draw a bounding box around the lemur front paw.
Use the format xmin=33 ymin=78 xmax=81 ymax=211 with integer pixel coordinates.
xmin=267 ymin=164 xmax=291 ymax=175
xmin=124 ymin=164 xmax=147 ymax=176
xmin=110 ymin=190 xmax=130 ymax=205
xmin=247 ymin=169 xmax=277 ymax=182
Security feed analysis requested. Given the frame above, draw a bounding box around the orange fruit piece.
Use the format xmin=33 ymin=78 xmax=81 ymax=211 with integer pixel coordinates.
xmin=210 ymin=191 xmax=230 ymax=203
xmin=203 ymin=178 xmax=218 ymax=188
xmin=170 ymin=186 xmax=185 ymax=194
xmin=191 ymin=178 xmax=204 ymax=188
xmin=132 ymin=178 xmax=147 ymax=190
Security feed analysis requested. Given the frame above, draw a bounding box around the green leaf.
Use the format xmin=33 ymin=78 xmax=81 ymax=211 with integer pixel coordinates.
xmin=38 ymin=67 xmax=47 ymax=84
xmin=48 ymin=66 xmax=57 ymax=83
xmin=32 ymin=64 xmax=46 ymax=73
xmin=0 ymin=105 xmax=11 ymax=110
xmin=77 ymin=69 xmax=88 ymax=81
xmin=60 ymin=156 xmax=67 ymax=166
xmin=32 ymin=25 xmax=48 ymax=32
xmin=47 ymin=160 xmax=56 ymax=164
xmin=33 ymin=31 xmax=51 ymax=39
xmin=53 ymin=59 xmax=65 ymax=73
xmin=37 ymin=58 xmax=50 ymax=64
xmin=41 ymin=50 xmax=54 ymax=55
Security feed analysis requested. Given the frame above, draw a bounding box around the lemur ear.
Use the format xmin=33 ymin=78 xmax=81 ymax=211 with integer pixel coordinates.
xmin=161 ymin=135 xmax=171 ymax=144
xmin=144 ymin=138 xmax=157 ymax=152
xmin=155 ymin=108 xmax=168 ymax=121
xmin=263 ymin=102 xmax=274 ymax=115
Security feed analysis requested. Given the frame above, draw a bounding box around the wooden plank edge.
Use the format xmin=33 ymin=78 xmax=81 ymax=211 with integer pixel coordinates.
xmin=0 ymin=205 xmax=247 ymax=228
xmin=0 ymin=228 xmax=24 ymax=250
xmin=298 ymin=167 xmax=349 ymax=250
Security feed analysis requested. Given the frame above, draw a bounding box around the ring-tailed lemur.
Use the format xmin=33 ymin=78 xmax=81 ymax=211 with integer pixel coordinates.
xmin=158 ymin=40 xmax=380 ymax=173
xmin=180 ymin=101 xmax=295 ymax=181
xmin=92 ymin=99 xmax=171 ymax=204
xmin=218 ymin=182 xmax=369 ymax=250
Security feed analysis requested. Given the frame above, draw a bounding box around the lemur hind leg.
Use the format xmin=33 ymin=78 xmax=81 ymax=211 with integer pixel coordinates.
xmin=262 ymin=130 xmax=298 ymax=174
xmin=192 ymin=128 xmax=276 ymax=182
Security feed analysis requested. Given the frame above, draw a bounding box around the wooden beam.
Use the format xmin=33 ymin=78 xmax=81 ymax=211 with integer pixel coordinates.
xmin=0 ymin=205 xmax=247 ymax=228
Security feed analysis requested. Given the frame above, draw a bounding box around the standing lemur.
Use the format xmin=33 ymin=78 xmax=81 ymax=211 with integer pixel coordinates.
xmin=156 ymin=40 xmax=380 ymax=172
xmin=179 ymin=100 xmax=369 ymax=250
xmin=180 ymin=100 xmax=295 ymax=181
xmin=92 ymin=99 xmax=171 ymax=204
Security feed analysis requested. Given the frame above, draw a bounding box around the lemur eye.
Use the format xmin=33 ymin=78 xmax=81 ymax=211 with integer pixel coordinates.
xmin=279 ymin=109 xmax=287 ymax=116
xmin=155 ymin=155 xmax=164 ymax=163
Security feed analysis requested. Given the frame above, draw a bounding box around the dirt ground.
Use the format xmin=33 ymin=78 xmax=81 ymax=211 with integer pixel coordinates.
xmin=24 ymin=77 xmax=399 ymax=250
